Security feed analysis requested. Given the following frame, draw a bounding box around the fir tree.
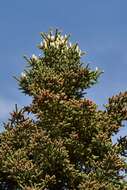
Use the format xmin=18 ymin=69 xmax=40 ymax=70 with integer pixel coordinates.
xmin=0 ymin=29 xmax=127 ymax=190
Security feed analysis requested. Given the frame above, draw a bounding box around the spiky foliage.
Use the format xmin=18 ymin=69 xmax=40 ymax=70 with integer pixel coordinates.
xmin=0 ymin=30 xmax=127 ymax=190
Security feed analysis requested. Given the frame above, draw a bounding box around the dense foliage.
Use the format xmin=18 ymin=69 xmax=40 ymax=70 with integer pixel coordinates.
xmin=0 ymin=30 xmax=127 ymax=190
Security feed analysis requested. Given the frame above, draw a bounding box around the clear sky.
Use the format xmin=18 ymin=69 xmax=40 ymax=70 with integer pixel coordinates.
xmin=0 ymin=0 xmax=127 ymax=139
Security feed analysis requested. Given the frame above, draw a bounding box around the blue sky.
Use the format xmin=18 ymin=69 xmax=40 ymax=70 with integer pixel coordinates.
xmin=0 ymin=0 xmax=127 ymax=139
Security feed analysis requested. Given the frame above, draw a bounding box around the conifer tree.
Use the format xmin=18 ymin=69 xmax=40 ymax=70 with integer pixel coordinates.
xmin=0 ymin=29 xmax=127 ymax=190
